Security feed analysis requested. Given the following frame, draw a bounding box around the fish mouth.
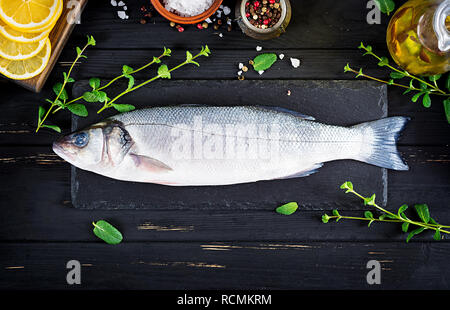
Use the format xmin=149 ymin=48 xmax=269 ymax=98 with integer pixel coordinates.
xmin=52 ymin=139 xmax=75 ymax=162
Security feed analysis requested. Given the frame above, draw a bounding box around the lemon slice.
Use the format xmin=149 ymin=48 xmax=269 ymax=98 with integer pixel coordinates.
xmin=20 ymin=0 xmax=62 ymax=33
xmin=0 ymin=19 xmax=50 ymax=43
xmin=0 ymin=32 xmax=47 ymax=60
xmin=0 ymin=0 xmax=62 ymax=32
xmin=0 ymin=38 xmax=50 ymax=80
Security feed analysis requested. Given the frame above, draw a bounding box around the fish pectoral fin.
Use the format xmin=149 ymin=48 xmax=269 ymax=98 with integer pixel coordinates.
xmin=129 ymin=153 xmax=173 ymax=173
xmin=278 ymin=163 xmax=324 ymax=180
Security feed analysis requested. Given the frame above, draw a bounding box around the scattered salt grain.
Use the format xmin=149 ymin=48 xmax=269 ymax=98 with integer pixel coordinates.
xmin=111 ymin=0 xmax=117 ymax=6
xmin=117 ymin=1 xmax=125 ymax=6
xmin=163 ymin=0 xmax=214 ymax=17
xmin=219 ymin=33 xmax=223 ymax=38
xmin=117 ymin=11 xmax=127 ymax=19
xmin=256 ymin=46 xmax=262 ymax=51
xmin=205 ymin=17 xmax=212 ymax=23
xmin=123 ymin=6 xmax=127 ymax=10
xmin=290 ymin=57 xmax=300 ymax=68
xmin=258 ymin=70 xmax=264 ymax=75
xmin=237 ymin=70 xmax=243 ymax=76
xmin=279 ymin=54 xmax=284 ymax=60
xmin=223 ymin=6 xmax=231 ymax=15
xmin=287 ymin=90 xmax=291 ymax=96
xmin=238 ymin=63 xmax=244 ymax=69
xmin=216 ymin=11 xmax=222 ymax=18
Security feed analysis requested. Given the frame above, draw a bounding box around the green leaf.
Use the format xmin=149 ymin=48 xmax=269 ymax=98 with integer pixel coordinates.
xmin=42 ymin=124 xmax=61 ymax=133
xmin=111 ymin=104 xmax=136 ymax=113
xmin=87 ymin=35 xmax=96 ymax=46
xmin=67 ymin=77 xmax=75 ymax=83
xmin=355 ymin=68 xmax=363 ymax=78
xmin=275 ymin=202 xmax=299 ymax=215
xmin=403 ymin=88 xmax=412 ymax=95
xmin=419 ymin=82 xmax=428 ymax=90
xmin=406 ymin=227 xmax=425 ymax=243
xmin=344 ymin=63 xmax=351 ymax=72
xmin=443 ymin=98 xmax=450 ymax=124
xmin=94 ymin=91 xmax=108 ymax=103
xmin=76 ymin=46 xmax=82 ymax=56
xmin=321 ymin=214 xmax=330 ymax=223
xmin=67 ymin=104 xmax=88 ymax=117
xmin=163 ymin=47 xmax=172 ymax=57
xmin=364 ymin=194 xmax=376 ymax=206
xmin=252 ymin=53 xmax=277 ymax=71
xmin=414 ymin=204 xmax=430 ymax=224
xmin=53 ymin=83 xmax=68 ymax=100
xmin=332 ymin=209 xmax=340 ymax=217
xmin=92 ymin=220 xmax=122 ymax=245
xmin=157 ymin=64 xmax=171 ymax=79
xmin=378 ymin=57 xmax=389 ymax=67
xmin=200 ymin=45 xmax=211 ymax=57
xmin=422 ymin=93 xmax=431 ymax=108
xmin=434 ymin=229 xmax=441 ymax=241
xmin=38 ymin=106 xmax=45 ymax=122
xmin=89 ymin=77 xmax=100 ymax=90
xmin=397 ymin=204 xmax=408 ymax=217
xmin=388 ymin=79 xmax=394 ymax=85
xmin=428 ymin=74 xmax=441 ymax=82
xmin=126 ymin=75 xmax=135 ymax=90
xmin=402 ymin=222 xmax=409 ymax=232
xmin=82 ymin=91 xmax=99 ymax=102
xmin=446 ymin=74 xmax=450 ymax=91
xmin=411 ymin=92 xmax=424 ymax=103
xmin=364 ymin=211 xmax=374 ymax=219
xmin=390 ymin=71 xmax=406 ymax=79
xmin=153 ymin=56 xmax=161 ymax=64
xmin=122 ymin=65 xmax=133 ymax=76
xmin=374 ymin=0 xmax=395 ymax=15
xmin=186 ymin=51 xmax=193 ymax=62
xmin=340 ymin=181 xmax=353 ymax=193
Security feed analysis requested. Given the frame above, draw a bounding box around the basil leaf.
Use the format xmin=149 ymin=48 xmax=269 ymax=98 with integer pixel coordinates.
xmin=158 ymin=65 xmax=171 ymax=79
xmin=364 ymin=211 xmax=374 ymax=219
xmin=390 ymin=71 xmax=405 ymax=79
xmin=275 ymin=202 xmax=298 ymax=215
xmin=414 ymin=204 xmax=430 ymax=223
xmin=89 ymin=77 xmax=100 ymax=90
xmin=122 ymin=65 xmax=133 ymax=76
xmin=42 ymin=124 xmax=61 ymax=133
xmin=374 ymin=0 xmax=395 ymax=15
xmin=92 ymin=220 xmax=123 ymax=245
xmin=67 ymin=104 xmax=88 ymax=117
xmin=406 ymin=227 xmax=425 ymax=243
xmin=422 ymin=93 xmax=431 ymax=108
xmin=112 ymin=104 xmax=136 ymax=113
xmin=402 ymin=222 xmax=409 ymax=232
xmin=83 ymin=91 xmax=100 ymax=103
xmin=443 ymin=98 xmax=450 ymax=124
xmin=252 ymin=53 xmax=277 ymax=71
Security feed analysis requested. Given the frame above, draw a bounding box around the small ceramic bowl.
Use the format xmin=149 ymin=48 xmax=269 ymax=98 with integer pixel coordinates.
xmin=150 ymin=0 xmax=224 ymax=24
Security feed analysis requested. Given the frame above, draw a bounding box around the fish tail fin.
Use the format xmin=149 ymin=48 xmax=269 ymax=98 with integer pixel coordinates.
xmin=352 ymin=117 xmax=410 ymax=171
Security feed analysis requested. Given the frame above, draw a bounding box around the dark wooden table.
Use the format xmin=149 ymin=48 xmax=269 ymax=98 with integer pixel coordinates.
xmin=1 ymin=0 xmax=449 ymax=290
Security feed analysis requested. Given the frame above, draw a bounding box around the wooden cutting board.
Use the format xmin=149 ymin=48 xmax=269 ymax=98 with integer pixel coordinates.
xmin=70 ymin=79 xmax=389 ymax=210
xmin=12 ymin=0 xmax=88 ymax=93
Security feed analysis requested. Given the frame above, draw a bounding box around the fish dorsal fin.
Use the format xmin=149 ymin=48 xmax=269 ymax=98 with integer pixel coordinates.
xmin=129 ymin=153 xmax=173 ymax=173
xmin=257 ymin=106 xmax=315 ymax=121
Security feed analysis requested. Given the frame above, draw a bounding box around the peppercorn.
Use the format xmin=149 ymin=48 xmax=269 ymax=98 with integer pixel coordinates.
xmin=176 ymin=25 xmax=184 ymax=32
xmin=197 ymin=23 xmax=203 ymax=29
xmin=170 ymin=21 xmax=176 ymax=27
xmin=140 ymin=18 xmax=147 ymax=24
xmin=202 ymin=22 xmax=208 ymax=28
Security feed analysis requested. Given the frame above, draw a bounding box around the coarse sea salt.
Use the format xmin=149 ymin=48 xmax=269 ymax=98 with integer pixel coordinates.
xmin=290 ymin=57 xmax=301 ymax=68
xmin=163 ymin=0 xmax=214 ymax=17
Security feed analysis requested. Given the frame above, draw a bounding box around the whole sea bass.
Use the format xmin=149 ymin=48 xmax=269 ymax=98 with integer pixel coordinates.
xmin=53 ymin=106 xmax=409 ymax=186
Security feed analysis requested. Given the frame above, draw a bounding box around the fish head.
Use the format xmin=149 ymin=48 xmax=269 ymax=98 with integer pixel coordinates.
xmin=52 ymin=126 xmax=105 ymax=170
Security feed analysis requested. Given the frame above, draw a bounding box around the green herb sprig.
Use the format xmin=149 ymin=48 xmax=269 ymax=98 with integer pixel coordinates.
xmin=37 ymin=35 xmax=96 ymax=133
xmin=321 ymin=182 xmax=450 ymax=242
xmin=345 ymin=42 xmax=450 ymax=123
xmin=36 ymin=35 xmax=211 ymax=133
xmin=96 ymin=45 xmax=211 ymax=114
xmin=92 ymin=220 xmax=123 ymax=245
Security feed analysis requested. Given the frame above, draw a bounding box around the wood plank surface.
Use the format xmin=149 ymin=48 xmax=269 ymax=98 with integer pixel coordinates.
xmin=1 ymin=0 xmax=449 ymax=290
xmin=1 ymin=242 xmax=450 ymax=290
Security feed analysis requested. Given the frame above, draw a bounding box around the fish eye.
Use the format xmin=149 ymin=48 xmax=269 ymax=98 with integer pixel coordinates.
xmin=72 ymin=132 xmax=89 ymax=148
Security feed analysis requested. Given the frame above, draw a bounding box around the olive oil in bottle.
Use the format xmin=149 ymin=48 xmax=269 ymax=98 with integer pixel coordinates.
xmin=387 ymin=0 xmax=449 ymax=76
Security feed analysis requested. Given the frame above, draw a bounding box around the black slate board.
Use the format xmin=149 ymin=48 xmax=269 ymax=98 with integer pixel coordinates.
xmin=71 ymin=80 xmax=388 ymax=210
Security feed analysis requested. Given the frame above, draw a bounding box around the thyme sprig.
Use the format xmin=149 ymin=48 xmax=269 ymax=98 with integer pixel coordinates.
xmin=345 ymin=42 xmax=450 ymax=123
xmin=322 ymin=182 xmax=450 ymax=242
